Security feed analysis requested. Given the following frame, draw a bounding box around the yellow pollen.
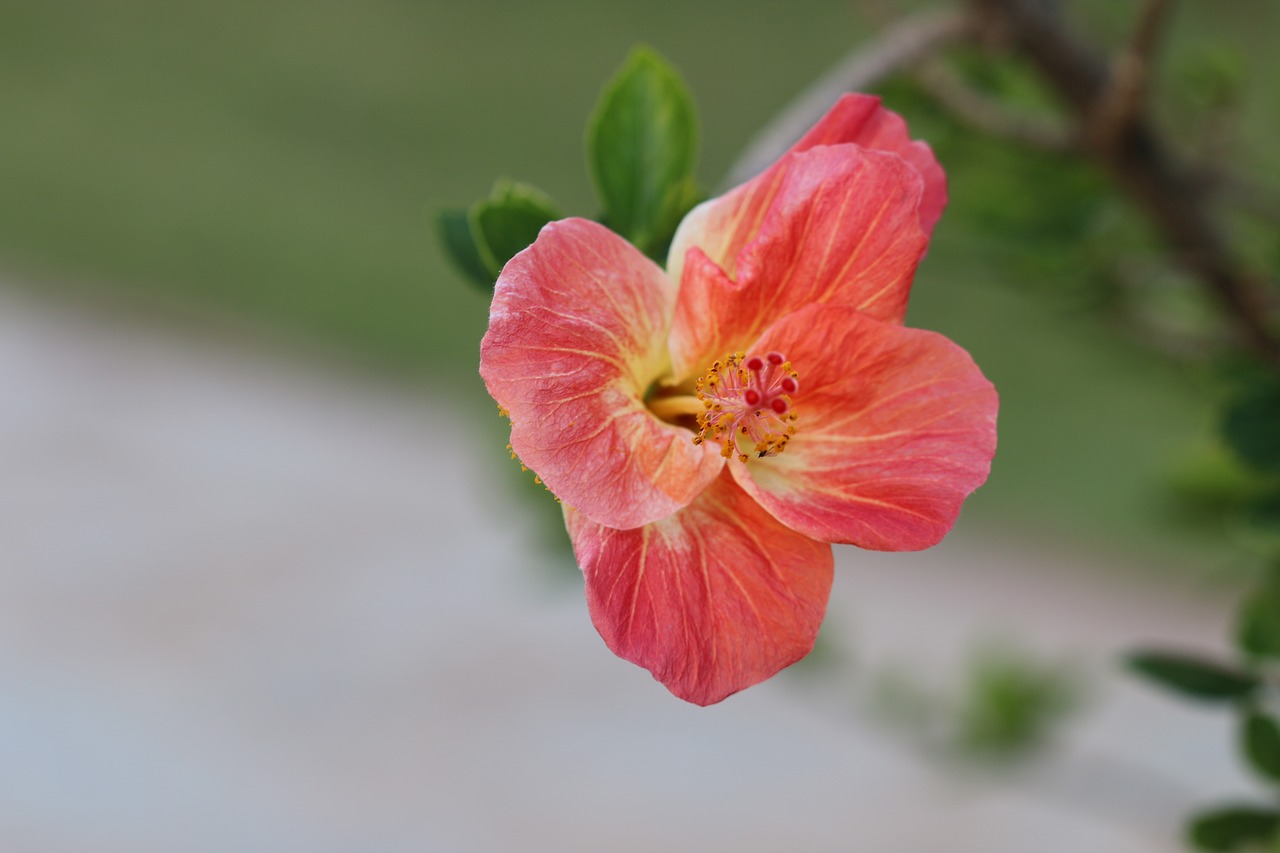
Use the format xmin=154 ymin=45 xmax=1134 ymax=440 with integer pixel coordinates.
xmin=692 ymin=350 xmax=800 ymax=461
xmin=498 ymin=404 xmax=559 ymax=499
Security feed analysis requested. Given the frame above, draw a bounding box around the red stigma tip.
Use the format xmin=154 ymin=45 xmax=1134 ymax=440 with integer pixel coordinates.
xmin=770 ymin=398 xmax=789 ymax=414
xmin=744 ymin=388 xmax=761 ymax=406
xmin=767 ymin=352 xmax=785 ymax=366
xmin=745 ymin=356 xmax=765 ymax=372
xmin=781 ymin=376 xmax=798 ymax=393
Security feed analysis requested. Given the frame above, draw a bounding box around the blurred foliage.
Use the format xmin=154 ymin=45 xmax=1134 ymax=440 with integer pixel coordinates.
xmin=1238 ymin=567 xmax=1280 ymax=659
xmin=1188 ymin=806 xmax=1280 ymax=852
xmin=1128 ymin=367 xmax=1280 ymax=848
xmin=954 ymin=645 xmax=1082 ymax=759
xmin=1242 ymin=712 xmax=1280 ymax=784
xmin=1129 ymin=556 xmax=1280 ymax=847
xmin=870 ymin=642 xmax=1082 ymax=764
xmin=1224 ymin=381 xmax=1280 ymax=477
xmin=1126 ymin=650 xmax=1259 ymax=703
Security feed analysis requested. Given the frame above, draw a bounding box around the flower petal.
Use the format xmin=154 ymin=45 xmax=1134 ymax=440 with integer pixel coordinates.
xmin=732 ymin=304 xmax=998 ymax=551
xmin=667 ymin=94 xmax=943 ymax=294
xmin=566 ymin=470 xmax=834 ymax=706
xmin=789 ymin=93 xmax=947 ymax=234
xmin=668 ymin=145 xmax=928 ymax=379
xmin=480 ymin=218 xmax=723 ymax=530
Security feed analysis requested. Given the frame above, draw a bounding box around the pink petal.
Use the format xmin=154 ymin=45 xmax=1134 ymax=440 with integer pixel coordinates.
xmin=668 ymin=145 xmax=928 ymax=379
xmin=480 ymin=218 xmax=723 ymax=530
xmin=566 ymin=470 xmax=834 ymax=706
xmin=667 ymin=95 xmax=943 ymax=296
xmin=788 ymin=93 xmax=947 ymax=234
xmin=731 ymin=304 xmax=998 ymax=551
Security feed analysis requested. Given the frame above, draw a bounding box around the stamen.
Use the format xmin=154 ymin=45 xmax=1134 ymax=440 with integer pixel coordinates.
xmin=500 ymin=406 xmax=556 ymax=498
xmin=693 ymin=351 xmax=800 ymax=461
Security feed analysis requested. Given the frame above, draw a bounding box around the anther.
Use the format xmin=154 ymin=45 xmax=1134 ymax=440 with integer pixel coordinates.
xmin=692 ymin=350 xmax=800 ymax=460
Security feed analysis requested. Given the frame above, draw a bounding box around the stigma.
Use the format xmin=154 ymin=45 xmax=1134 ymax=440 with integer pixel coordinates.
xmin=693 ymin=351 xmax=799 ymax=462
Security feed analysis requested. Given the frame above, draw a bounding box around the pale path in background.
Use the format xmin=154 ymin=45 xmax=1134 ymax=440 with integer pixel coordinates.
xmin=0 ymin=285 xmax=1252 ymax=853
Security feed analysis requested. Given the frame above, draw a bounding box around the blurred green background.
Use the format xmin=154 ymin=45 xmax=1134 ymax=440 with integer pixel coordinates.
xmin=4 ymin=0 xmax=1277 ymax=568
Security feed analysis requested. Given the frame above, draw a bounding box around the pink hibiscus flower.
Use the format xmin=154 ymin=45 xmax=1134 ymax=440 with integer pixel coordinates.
xmin=480 ymin=95 xmax=998 ymax=706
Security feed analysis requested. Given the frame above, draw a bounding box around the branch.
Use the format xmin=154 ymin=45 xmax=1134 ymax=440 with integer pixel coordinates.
xmin=969 ymin=0 xmax=1280 ymax=366
xmin=1088 ymin=0 xmax=1175 ymax=148
xmin=724 ymin=7 xmax=970 ymax=187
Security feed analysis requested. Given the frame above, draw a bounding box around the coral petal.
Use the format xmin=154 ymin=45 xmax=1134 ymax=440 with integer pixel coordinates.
xmin=789 ymin=93 xmax=947 ymax=234
xmin=667 ymin=94 xmax=943 ymax=294
xmin=732 ymin=305 xmax=998 ymax=551
xmin=566 ymin=471 xmax=834 ymax=706
xmin=669 ymin=146 xmax=928 ymax=378
xmin=481 ymin=218 xmax=723 ymax=529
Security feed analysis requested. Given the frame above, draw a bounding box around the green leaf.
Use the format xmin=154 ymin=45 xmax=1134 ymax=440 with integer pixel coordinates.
xmin=436 ymin=208 xmax=493 ymax=289
xmin=1238 ymin=566 xmax=1280 ymax=659
xmin=587 ymin=46 xmax=699 ymax=258
xmin=1189 ymin=805 xmax=1280 ymax=851
xmin=470 ymin=180 xmax=562 ymax=279
xmin=1125 ymin=650 xmax=1259 ymax=702
xmin=1222 ymin=381 xmax=1280 ymax=475
xmin=1243 ymin=712 xmax=1280 ymax=784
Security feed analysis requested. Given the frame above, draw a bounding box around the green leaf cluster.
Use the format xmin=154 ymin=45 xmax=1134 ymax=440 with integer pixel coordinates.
xmin=438 ymin=180 xmax=562 ymax=290
xmin=1127 ymin=560 xmax=1280 ymax=849
xmin=1218 ymin=379 xmax=1280 ymax=552
xmin=437 ymin=46 xmax=701 ymax=289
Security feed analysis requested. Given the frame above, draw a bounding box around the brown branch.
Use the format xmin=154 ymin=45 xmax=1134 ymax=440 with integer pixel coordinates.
xmin=1088 ymin=0 xmax=1175 ymax=148
xmin=969 ymin=0 xmax=1280 ymax=366
xmin=724 ymin=7 xmax=971 ymax=187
